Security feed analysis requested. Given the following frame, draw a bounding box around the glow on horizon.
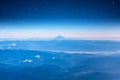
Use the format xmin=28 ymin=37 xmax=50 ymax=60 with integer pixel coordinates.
xmin=0 ymin=28 xmax=120 ymax=40
xmin=0 ymin=23 xmax=120 ymax=40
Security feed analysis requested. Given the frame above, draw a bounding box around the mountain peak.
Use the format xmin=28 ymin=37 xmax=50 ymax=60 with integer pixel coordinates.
xmin=53 ymin=35 xmax=66 ymax=40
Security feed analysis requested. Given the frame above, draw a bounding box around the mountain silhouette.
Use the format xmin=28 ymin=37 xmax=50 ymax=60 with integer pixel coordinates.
xmin=53 ymin=35 xmax=66 ymax=40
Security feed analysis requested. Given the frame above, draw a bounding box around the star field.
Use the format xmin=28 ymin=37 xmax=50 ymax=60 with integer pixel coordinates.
xmin=0 ymin=0 xmax=120 ymax=22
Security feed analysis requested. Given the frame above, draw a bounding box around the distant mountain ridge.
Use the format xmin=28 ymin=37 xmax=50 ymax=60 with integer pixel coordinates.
xmin=53 ymin=35 xmax=67 ymax=40
xmin=0 ymin=50 xmax=120 ymax=80
xmin=0 ymin=40 xmax=120 ymax=55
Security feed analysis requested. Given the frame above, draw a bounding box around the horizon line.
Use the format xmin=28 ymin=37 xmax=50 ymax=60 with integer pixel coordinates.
xmin=0 ymin=37 xmax=120 ymax=41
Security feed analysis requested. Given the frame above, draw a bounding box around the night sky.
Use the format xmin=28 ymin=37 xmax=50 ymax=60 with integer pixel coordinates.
xmin=0 ymin=0 xmax=120 ymax=39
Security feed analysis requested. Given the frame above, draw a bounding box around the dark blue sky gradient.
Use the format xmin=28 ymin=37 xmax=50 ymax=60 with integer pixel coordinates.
xmin=0 ymin=0 xmax=120 ymax=39
xmin=0 ymin=0 xmax=120 ymax=22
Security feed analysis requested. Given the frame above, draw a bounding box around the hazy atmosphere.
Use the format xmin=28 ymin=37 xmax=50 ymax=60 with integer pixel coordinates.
xmin=0 ymin=0 xmax=120 ymax=80
xmin=0 ymin=0 xmax=120 ymax=39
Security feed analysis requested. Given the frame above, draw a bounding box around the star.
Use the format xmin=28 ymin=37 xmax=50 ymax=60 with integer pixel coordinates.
xmin=28 ymin=8 xmax=31 ymax=11
xmin=35 ymin=8 xmax=39 ymax=11
xmin=112 ymin=1 xmax=115 ymax=7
